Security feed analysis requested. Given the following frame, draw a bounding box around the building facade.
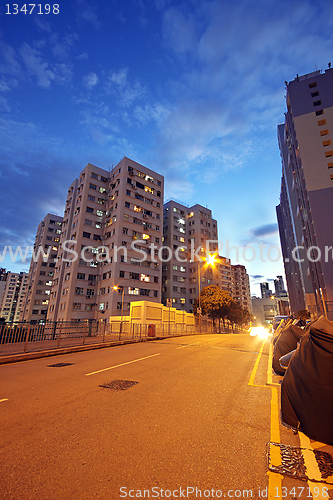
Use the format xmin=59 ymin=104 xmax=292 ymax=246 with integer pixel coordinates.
xmin=251 ymin=297 xmax=279 ymax=327
xmin=0 ymin=272 xmax=28 ymax=322
xmin=277 ymin=67 xmax=333 ymax=318
xmin=260 ymin=282 xmax=272 ymax=299
xmin=47 ymin=158 xmax=164 ymax=322
xmin=20 ymin=214 xmax=63 ymax=323
xmin=231 ymin=264 xmax=252 ymax=313
xmin=162 ymin=200 xmax=219 ymax=312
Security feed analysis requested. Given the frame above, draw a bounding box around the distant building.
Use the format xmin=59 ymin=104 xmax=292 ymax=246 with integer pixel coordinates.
xmin=274 ymin=276 xmax=286 ymax=295
xmin=260 ymin=282 xmax=272 ymax=299
xmin=162 ymin=200 xmax=219 ymax=312
xmin=252 ymin=297 xmax=279 ymax=327
xmin=231 ymin=264 xmax=252 ymax=313
xmin=277 ymin=67 xmax=333 ymax=319
xmin=20 ymin=214 xmax=63 ymax=323
xmin=0 ymin=272 xmax=28 ymax=322
xmin=0 ymin=268 xmax=8 ymax=310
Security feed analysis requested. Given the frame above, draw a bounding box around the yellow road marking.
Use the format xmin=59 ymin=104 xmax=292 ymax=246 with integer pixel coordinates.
xmin=248 ymin=340 xmax=283 ymax=498
xmin=85 ymin=353 xmax=161 ymax=376
xmin=248 ymin=341 xmax=265 ymax=386
xmin=0 ymin=398 xmax=8 ymax=403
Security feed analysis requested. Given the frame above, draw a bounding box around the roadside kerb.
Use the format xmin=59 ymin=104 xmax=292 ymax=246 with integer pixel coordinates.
xmin=0 ymin=332 xmax=204 ymax=366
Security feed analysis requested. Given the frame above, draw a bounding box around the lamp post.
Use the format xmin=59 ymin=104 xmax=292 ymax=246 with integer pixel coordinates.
xmin=113 ymin=286 xmax=124 ymax=337
xmin=197 ymin=253 xmax=217 ymax=334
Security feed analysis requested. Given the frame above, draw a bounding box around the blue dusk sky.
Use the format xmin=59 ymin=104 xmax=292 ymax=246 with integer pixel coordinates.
xmin=1 ymin=0 xmax=333 ymax=297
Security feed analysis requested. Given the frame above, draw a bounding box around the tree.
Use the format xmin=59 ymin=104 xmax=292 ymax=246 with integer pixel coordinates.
xmin=297 ymin=310 xmax=311 ymax=321
xmin=194 ymin=286 xmax=234 ymax=329
xmin=227 ymin=302 xmax=253 ymax=328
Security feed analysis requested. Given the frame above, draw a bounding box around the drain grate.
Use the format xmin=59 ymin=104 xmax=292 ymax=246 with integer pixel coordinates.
xmin=48 ymin=363 xmax=74 ymax=368
xmin=315 ymin=450 xmax=333 ymax=479
xmin=268 ymin=442 xmax=307 ymax=480
xmin=100 ymin=380 xmax=138 ymax=391
xmin=268 ymin=442 xmax=333 ymax=483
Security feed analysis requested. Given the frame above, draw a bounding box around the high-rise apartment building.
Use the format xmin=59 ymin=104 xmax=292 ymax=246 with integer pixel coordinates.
xmin=274 ymin=275 xmax=286 ymax=295
xmin=277 ymin=67 xmax=333 ymax=318
xmin=231 ymin=264 xmax=252 ymax=313
xmin=0 ymin=268 xmax=8 ymax=310
xmin=217 ymin=256 xmax=233 ymax=294
xmin=20 ymin=214 xmax=63 ymax=323
xmin=0 ymin=272 xmax=28 ymax=322
xmin=47 ymin=158 xmax=164 ymax=322
xmin=162 ymin=201 xmax=219 ymax=312
xmin=260 ymin=282 xmax=272 ymax=299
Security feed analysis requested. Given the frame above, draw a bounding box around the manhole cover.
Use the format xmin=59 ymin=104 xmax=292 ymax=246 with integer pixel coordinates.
xmin=268 ymin=442 xmax=333 ymax=483
xmin=48 ymin=363 xmax=74 ymax=367
xmin=100 ymin=380 xmax=138 ymax=390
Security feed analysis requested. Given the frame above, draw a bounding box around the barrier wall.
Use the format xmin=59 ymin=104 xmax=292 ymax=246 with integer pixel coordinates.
xmin=108 ymin=300 xmax=195 ymax=326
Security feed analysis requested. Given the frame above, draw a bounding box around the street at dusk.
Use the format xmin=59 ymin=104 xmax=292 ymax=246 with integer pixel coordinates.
xmin=1 ymin=334 xmax=332 ymax=499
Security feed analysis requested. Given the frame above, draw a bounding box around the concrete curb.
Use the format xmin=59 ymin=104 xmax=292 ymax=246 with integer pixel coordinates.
xmin=0 ymin=333 xmax=196 ymax=365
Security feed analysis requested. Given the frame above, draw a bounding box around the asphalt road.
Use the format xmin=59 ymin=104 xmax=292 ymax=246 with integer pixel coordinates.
xmin=0 ymin=333 xmax=331 ymax=500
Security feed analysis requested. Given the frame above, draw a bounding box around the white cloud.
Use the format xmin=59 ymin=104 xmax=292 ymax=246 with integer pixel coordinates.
xmin=83 ymin=72 xmax=99 ymax=89
xmin=0 ymin=41 xmax=21 ymax=76
xmin=106 ymin=68 xmax=146 ymax=107
xmin=19 ymin=43 xmax=55 ymax=88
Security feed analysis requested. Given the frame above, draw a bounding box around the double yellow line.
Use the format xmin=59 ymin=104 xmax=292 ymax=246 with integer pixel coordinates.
xmin=248 ymin=340 xmax=283 ymax=499
xmin=248 ymin=339 xmax=333 ymax=498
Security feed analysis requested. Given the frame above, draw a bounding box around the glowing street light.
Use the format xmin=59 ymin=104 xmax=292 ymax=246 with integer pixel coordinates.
xmin=113 ymin=286 xmax=124 ymax=335
xmin=197 ymin=253 xmax=217 ymax=333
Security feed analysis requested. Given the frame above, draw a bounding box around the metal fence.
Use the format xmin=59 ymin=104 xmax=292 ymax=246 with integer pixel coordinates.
xmin=0 ymin=320 xmax=248 ymax=357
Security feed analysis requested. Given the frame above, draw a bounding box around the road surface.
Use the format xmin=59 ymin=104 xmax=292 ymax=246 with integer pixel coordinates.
xmin=1 ymin=333 xmax=332 ymax=499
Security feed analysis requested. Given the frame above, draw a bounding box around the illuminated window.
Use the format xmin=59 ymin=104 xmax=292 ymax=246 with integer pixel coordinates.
xmin=142 ymin=234 xmax=150 ymax=240
xmin=140 ymin=274 xmax=150 ymax=282
xmin=145 ymin=186 xmax=154 ymax=194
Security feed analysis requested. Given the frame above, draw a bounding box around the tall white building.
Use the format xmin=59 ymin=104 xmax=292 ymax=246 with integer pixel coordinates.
xmin=277 ymin=67 xmax=333 ymax=318
xmin=162 ymin=200 xmax=219 ymax=312
xmin=231 ymin=264 xmax=252 ymax=313
xmin=20 ymin=214 xmax=63 ymax=323
xmin=0 ymin=272 xmax=28 ymax=322
xmin=47 ymin=157 xmax=164 ymax=322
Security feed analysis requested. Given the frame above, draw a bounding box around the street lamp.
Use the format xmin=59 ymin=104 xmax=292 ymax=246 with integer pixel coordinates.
xmin=113 ymin=286 xmax=124 ymax=335
xmin=197 ymin=253 xmax=217 ymax=333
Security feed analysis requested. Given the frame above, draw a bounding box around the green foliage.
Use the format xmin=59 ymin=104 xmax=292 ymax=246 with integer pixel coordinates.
xmin=193 ymin=286 xmax=252 ymax=327
xmin=227 ymin=302 xmax=253 ymax=326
